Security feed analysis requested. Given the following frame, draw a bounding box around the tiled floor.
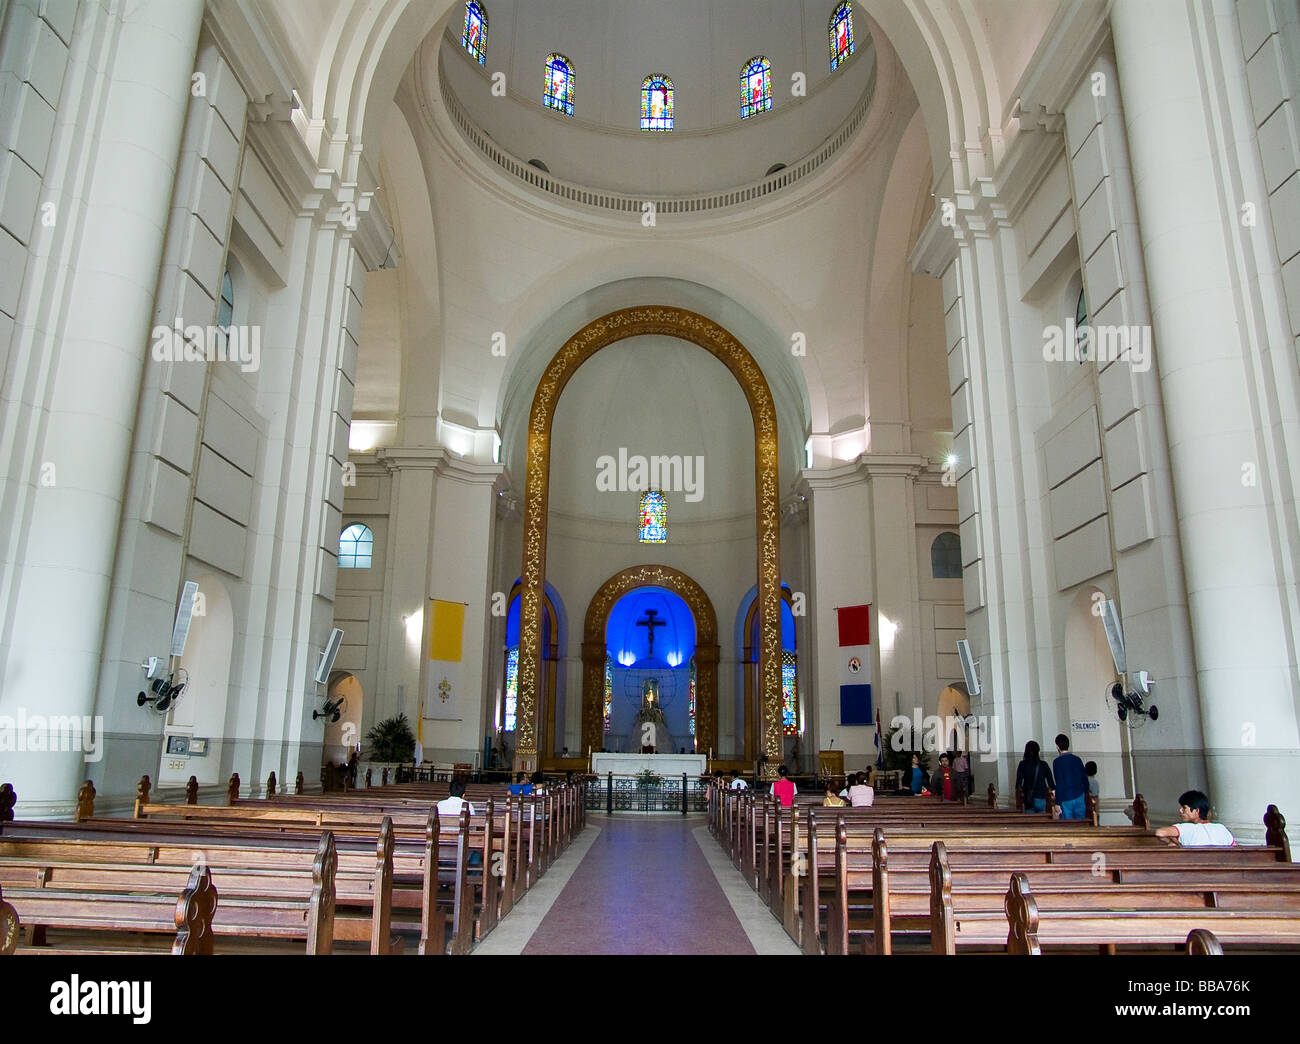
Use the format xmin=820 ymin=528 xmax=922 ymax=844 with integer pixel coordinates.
xmin=481 ymin=814 xmax=799 ymax=955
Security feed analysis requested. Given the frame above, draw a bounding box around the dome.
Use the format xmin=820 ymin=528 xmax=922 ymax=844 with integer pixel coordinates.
xmin=424 ymin=0 xmax=876 ymax=198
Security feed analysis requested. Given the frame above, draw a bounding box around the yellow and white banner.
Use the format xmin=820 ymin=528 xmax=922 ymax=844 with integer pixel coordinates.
xmin=424 ymin=599 xmax=464 ymax=720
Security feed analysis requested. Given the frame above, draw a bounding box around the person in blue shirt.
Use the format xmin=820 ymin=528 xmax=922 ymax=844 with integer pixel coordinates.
xmin=507 ymin=771 xmax=533 ymax=796
xmin=909 ymin=753 xmax=926 ymax=795
xmin=1052 ymin=733 xmax=1088 ymax=820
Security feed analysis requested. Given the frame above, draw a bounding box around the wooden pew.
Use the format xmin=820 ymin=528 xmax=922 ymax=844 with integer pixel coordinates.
xmin=1004 ymin=871 xmax=1300 ymax=954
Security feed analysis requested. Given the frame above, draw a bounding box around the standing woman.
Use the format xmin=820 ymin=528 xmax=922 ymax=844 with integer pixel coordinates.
xmin=1015 ymin=740 xmax=1054 ymax=813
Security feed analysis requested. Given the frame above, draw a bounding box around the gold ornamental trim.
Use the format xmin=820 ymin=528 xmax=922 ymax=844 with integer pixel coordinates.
xmin=580 ymin=565 xmax=719 ymax=757
xmin=516 ymin=306 xmax=781 ymax=774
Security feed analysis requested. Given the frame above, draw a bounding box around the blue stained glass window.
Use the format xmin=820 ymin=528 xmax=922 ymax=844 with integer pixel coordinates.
xmin=604 ymin=655 xmax=612 ymax=733
xmin=338 ymin=523 xmax=373 ymax=569
xmin=462 ymin=2 xmax=487 ymax=65
xmin=829 ymin=2 xmax=854 ymax=70
xmin=741 ymin=56 xmax=772 ymax=118
xmin=544 ymin=53 xmax=574 ymax=116
xmin=641 ymin=75 xmax=673 ymax=131
xmin=639 ymin=491 xmax=667 ymax=543
xmin=504 ymin=646 xmax=518 ymax=732
xmin=689 ymin=657 xmax=697 ymax=737
xmin=782 ymin=651 xmax=798 ymax=735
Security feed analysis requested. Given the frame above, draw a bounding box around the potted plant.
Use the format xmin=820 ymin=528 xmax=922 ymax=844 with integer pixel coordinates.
xmin=360 ymin=713 xmax=416 ymax=786
xmin=635 ymin=767 xmax=663 ymax=789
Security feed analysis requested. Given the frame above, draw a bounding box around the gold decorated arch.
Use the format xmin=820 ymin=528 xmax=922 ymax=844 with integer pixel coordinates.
xmin=516 ymin=305 xmax=781 ymax=776
xmin=581 ymin=566 xmax=719 ymax=758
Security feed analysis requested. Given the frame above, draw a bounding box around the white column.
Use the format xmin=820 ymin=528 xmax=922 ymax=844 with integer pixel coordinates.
xmin=1112 ymin=0 xmax=1300 ymax=827
xmin=0 ymin=0 xmax=204 ymax=813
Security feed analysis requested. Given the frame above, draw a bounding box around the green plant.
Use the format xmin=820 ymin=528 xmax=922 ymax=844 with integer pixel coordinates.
xmin=635 ymin=768 xmax=663 ymax=787
xmin=366 ymin=713 xmax=416 ymax=763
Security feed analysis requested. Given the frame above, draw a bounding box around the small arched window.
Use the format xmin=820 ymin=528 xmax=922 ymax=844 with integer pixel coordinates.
xmin=339 ymin=523 xmax=374 ymax=569
xmin=217 ymin=269 xmax=234 ymax=331
xmin=461 ymin=2 xmax=487 ymax=65
xmin=639 ymin=491 xmax=667 ymax=543
xmin=829 ymin=2 xmax=855 ymax=70
xmin=544 ymin=53 xmax=574 ymax=115
xmin=931 ymin=532 xmax=962 ymax=579
xmin=641 ymin=75 xmax=673 ymax=131
xmin=740 ymin=56 xmax=772 ymax=118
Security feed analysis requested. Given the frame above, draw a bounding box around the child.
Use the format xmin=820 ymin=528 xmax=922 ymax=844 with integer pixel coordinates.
xmin=1155 ymin=790 xmax=1235 ymax=846
xmin=1085 ymin=761 xmax=1099 ymax=798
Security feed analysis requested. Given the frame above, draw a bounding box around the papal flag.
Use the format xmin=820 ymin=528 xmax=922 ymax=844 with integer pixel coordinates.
xmin=836 ymin=603 xmax=872 ymax=726
xmin=425 ymin=599 xmax=465 ymax=720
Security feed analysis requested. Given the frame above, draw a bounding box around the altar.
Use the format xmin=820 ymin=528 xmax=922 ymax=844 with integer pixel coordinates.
xmin=591 ymin=752 xmax=708 ymax=778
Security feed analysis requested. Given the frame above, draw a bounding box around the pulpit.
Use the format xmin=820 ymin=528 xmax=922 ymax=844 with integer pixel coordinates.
xmin=818 ymin=750 xmax=844 ymax=780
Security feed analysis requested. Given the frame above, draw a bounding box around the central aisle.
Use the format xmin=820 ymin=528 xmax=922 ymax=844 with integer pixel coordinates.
xmin=476 ymin=814 xmax=801 ymax=955
xmin=524 ymin=815 xmax=752 ymax=954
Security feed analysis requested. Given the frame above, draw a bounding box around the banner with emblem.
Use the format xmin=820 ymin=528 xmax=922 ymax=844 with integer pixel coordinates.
xmin=836 ymin=603 xmax=872 ymax=725
xmin=424 ymin=599 xmax=465 ymax=720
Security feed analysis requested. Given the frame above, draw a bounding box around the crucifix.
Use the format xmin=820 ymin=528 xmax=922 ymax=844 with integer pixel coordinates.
xmin=636 ymin=608 xmax=667 ymax=657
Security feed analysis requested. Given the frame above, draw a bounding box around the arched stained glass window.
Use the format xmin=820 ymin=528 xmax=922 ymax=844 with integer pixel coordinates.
xmin=544 ymin=53 xmax=574 ymax=115
xmin=740 ymin=56 xmax=772 ymax=118
xmin=639 ymin=490 xmax=667 ymax=543
xmin=504 ymin=646 xmax=518 ymax=732
xmin=931 ymin=532 xmax=962 ymax=579
xmin=604 ymin=655 xmax=613 ymax=733
xmin=641 ymin=75 xmax=673 ymax=131
xmin=1075 ymin=285 xmax=1090 ymax=363
xmin=338 ymin=523 xmax=373 ymax=569
xmin=782 ymin=650 xmax=798 ymax=735
xmin=462 ymin=2 xmax=487 ymax=65
xmin=688 ymin=657 xmax=697 ymax=737
xmin=829 ymin=2 xmax=854 ymax=70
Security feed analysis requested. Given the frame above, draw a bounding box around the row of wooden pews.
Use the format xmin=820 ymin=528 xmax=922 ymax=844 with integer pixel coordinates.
xmin=0 ymin=773 xmax=582 ymax=956
xmin=707 ymin=782 xmax=1300 ymax=954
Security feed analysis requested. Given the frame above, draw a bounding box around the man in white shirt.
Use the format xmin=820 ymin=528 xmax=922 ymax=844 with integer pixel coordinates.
xmin=728 ymin=770 xmax=749 ymax=791
xmin=436 ymin=779 xmax=475 ymax=818
xmin=1155 ymin=789 xmax=1235 ymax=846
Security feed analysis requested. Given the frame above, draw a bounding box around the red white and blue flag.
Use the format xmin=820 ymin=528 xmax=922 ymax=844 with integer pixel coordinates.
xmin=837 ymin=604 xmax=872 ymax=726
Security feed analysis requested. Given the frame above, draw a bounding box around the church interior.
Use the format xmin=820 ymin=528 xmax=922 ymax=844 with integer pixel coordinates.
xmin=2 ymin=0 xmax=1300 ymax=965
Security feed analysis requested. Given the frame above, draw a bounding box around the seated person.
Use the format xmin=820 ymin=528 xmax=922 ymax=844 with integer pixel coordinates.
xmin=728 ymin=769 xmax=749 ymax=791
xmin=530 ymin=770 xmax=548 ymax=796
xmin=507 ymin=771 xmax=533 ymax=796
xmin=1155 ymin=790 xmax=1235 ymax=846
xmin=846 ymin=771 xmax=874 ymax=807
xmin=823 ymin=785 xmax=846 ymax=807
xmin=437 ymin=779 xmax=475 ymax=817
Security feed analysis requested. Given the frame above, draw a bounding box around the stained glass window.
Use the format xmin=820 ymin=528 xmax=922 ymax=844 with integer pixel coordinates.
xmin=782 ymin=650 xmax=798 ymax=735
xmin=688 ymin=657 xmax=697 ymax=737
xmin=462 ymin=1 xmax=487 ymax=65
xmin=338 ymin=523 xmax=373 ymax=569
xmin=641 ymin=75 xmax=673 ymax=131
xmin=1075 ymin=286 xmax=1090 ymax=362
xmin=639 ymin=490 xmax=667 ymax=543
xmin=829 ymin=2 xmax=854 ymax=70
xmin=604 ymin=655 xmax=613 ymax=733
xmin=504 ymin=646 xmax=518 ymax=732
xmin=740 ymin=56 xmax=772 ymax=118
xmin=544 ymin=53 xmax=574 ymax=116
xmin=931 ymin=532 xmax=962 ymax=579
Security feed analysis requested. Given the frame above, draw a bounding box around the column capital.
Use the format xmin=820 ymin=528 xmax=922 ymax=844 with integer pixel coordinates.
xmin=859 ymin=453 xmax=931 ymax=481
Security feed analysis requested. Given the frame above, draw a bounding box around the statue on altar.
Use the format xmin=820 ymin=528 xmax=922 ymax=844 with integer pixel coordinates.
xmin=631 ymin=678 xmax=673 ymax=753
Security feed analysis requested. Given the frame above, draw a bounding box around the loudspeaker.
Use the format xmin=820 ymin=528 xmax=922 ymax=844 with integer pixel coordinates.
xmin=315 ymin=628 xmax=344 ymax=685
xmin=1099 ymin=599 xmax=1127 ymax=676
xmin=956 ymin=639 xmax=981 ymax=697
xmin=169 ymin=581 xmax=200 ymax=658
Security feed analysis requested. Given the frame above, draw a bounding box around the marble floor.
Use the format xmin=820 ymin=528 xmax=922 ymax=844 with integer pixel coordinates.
xmin=472 ymin=814 xmax=800 ymax=955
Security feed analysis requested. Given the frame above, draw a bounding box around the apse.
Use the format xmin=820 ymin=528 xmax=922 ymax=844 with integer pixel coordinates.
xmin=604 ymin=587 xmax=697 ymax=752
